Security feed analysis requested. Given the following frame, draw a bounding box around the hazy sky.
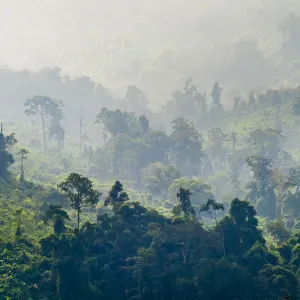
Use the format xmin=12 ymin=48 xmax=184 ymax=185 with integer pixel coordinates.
xmin=0 ymin=0 xmax=218 ymax=74
xmin=0 ymin=1 xmax=133 ymax=71
xmin=0 ymin=0 xmax=298 ymax=98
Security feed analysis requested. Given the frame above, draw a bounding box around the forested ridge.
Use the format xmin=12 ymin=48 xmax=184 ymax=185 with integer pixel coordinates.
xmin=1 ymin=79 xmax=300 ymax=300
xmin=1 ymin=7 xmax=300 ymax=299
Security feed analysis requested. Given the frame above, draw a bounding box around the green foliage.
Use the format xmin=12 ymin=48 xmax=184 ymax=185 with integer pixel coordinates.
xmin=44 ymin=205 xmax=70 ymax=236
xmin=247 ymin=128 xmax=283 ymax=158
xmin=59 ymin=173 xmax=101 ymax=229
xmin=168 ymin=178 xmax=213 ymax=208
xmin=266 ymin=219 xmax=291 ymax=245
xmin=3 ymin=61 xmax=300 ymax=299
xmin=104 ymin=180 xmax=129 ymax=214
xmin=0 ymin=171 xmax=299 ymax=300
xmin=200 ymin=199 xmax=225 ymax=216
xmin=220 ymin=198 xmax=265 ymax=256
xmin=143 ymin=162 xmax=180 ymax=198
xmin=0 ymin=128 xmax=17 ymax=177
xmin=24 ymin=96 xmax=65 ymax=155
xmin=173 ymin=187 xmax=195 ymax=218
xmin=170 ymin=116 xmax=204 ymax=174
xmin=95 ymin=107 xmax=139 ymax=137
xmin=17 ymin=148 xmax=29 ymax=183
xmin=246 ymin=155 xmax=277 ymax=219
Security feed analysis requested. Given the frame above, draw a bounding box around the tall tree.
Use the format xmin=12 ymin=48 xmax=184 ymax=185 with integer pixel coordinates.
xmin=210 ymin=81 xmax=223 ymax=107
xmin=170 ymin=117 xmax=204 ymax=175
xmin=24 ymin=96 xmax=65 ymax=155
xmin=246 ymin=155 xmax=277 ymax=219
xmin=144 ymin=130 xmax=171 ymax=164
xmin=281 ymin=166 xmax=300 ymax=218
xmin=221 ymin=198 xmax=265 ymax=256
xmin=17 ymin=148 xmax=29 ymax=183
xmin=247 ymin=128 xmax=283 ymax=159
xmin=173 ymin=187 xmax=195 ymax=218
xmin=170 ymin=78 xmax=206 ymax=123
xmin=49 ymin=122 xmax=65 ymax=152
xmin=284 ymin=166 xmax=300 ymax=192
xmin=95 ymin=107 xmax=139 ymax=137
xmin=104 ymin=181 xmax=129 ymax=214
xmin=207 ymin=128 xmax=228 ymax=166
xmin=58 ymin=173 xmax=101 ymax=229
xmin=200 ymin=199 xmax=225 ymax=257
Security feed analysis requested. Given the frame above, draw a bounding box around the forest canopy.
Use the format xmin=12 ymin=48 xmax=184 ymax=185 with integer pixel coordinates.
xmin=1 ymin=2 xmax=300 ymax=300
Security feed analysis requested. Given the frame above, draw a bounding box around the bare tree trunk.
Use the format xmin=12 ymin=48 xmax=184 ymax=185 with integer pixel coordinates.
xmin=20 ymin=157 xmax=24 ymax=182
xmin=41 ymin=112 xmax=47 ymax=155
xmin=77 ymin=209 xmax=80 ymax=229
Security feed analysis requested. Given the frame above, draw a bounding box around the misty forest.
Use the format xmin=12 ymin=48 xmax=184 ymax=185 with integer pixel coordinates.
xmin=2 ymin=1 xmax=300 ymax=299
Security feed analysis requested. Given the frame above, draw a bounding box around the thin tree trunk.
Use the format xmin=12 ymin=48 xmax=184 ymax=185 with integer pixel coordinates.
xmin=220 ymin=226 xmax=226 ymax=258
xmin=20 ymin=157 xmax=24 ymax=182
xmin=77 ymin=209 xmax=80 ymax=229
xmin=41 ymin=112 xmax=46 ymax=155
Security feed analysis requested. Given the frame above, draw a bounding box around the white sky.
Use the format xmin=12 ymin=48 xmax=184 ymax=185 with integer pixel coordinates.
xmin=0 ymin=0 xmax=216 ymax=73
xmin=0 ymin=0 xmax=296 ymax=95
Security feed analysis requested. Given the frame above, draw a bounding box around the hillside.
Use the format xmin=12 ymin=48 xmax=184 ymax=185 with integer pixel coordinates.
xmin=2 ymin=84 xmax=300 ymax=298
xmin=1 ymin=1 xmax=300 ymax=298
xmin=1 ymin=1 xmax=300 ymax=107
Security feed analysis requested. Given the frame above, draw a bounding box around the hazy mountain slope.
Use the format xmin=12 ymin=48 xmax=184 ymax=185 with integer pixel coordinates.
xmin=1 ymin=0 xmax=300 ymax=107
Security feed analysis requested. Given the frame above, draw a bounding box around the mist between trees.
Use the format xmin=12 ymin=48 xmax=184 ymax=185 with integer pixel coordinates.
xmin=1 ymin=6 xmax=300 ymax=300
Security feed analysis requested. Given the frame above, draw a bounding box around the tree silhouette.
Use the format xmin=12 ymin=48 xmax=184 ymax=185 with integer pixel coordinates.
xmin=58 ymin=173 xmax=101 ymax=229
xmin=173 ymin=187 xmax=195 ymax=218
xmin=49 ymin=122 xmax=65 ymax=152
xmin=24 ymin=96 xmax=64 ymax=155
xmin=246 ymin=155 xmax=276 ymax=219
xmin=44 ymin=205 xmax=70 ymax=235
xmin=200 ymin=199 xmax=225 ymax=257
xmin=17 ymin=148 xmax=29 ymax=183
xmin=104 ymin=181 xmax=129 ymax=214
